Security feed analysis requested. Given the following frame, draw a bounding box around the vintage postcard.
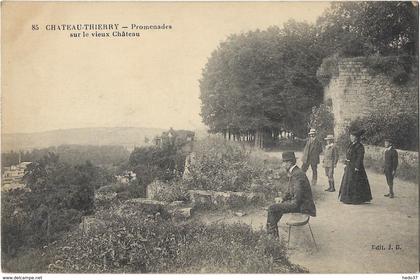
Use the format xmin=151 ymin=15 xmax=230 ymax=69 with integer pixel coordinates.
xmin=1 ymin=1 xmax=418 ymax=277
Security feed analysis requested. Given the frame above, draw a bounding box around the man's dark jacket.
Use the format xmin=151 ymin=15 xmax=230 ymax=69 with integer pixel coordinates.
xmin=384 ymin=147 xmax=398 ymax=174
xmin=302 ymin=137 xmax=323 ymax=165
xmin=282 ymin=166 xmax=316 ymax=217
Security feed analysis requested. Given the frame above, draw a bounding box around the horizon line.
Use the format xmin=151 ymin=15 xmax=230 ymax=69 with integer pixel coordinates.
xmin=2 ymin=125 xmax=208 ymax=135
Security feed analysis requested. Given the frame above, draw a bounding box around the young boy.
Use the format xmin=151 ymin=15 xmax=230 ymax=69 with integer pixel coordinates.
xmin=384 ymin=138 xmax=398 ymax=198
xmin=322 ymin=135 xmax=339 ymax=192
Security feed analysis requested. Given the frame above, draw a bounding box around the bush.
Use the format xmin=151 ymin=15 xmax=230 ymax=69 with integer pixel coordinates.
xmin=336 ymin=131 xmax=351 ymax=156
xmin=153 ymin=180 xmax=190 ymax=203
xmin=129 ymin=144 xmax=187 ymax=187
xmin=126 ymin=179 xmax=147 ymax=198
xmin=171 ymin=223 xmax=304 ymax=273
xmin=1 ymin=190 xmax=30 ymax=257
xmin=362 ymin=55 xmax=418 ymax=85
xmin=351 ymin=113 xmax=418 ymax=151
xmin=2 ymin=154 xmax=111 ymax=263
xmin=183 ymin=138 xmax=254 ymax=192
xmin=42 ymin=206 xmax=304 ymax=273
xmin=183 ymin=138 xmax=288 ymax=195
xmin=316 ymin=55 xmax=339 ymax=86
xmin=308 ymin=104 xmax=335 ymax=141
xmin=96 ymin=183 xmax=126 ymax=194
xmin=268 ymin=138 xmax=306 ymax=151
xmin=95 ymin=181 xmax=146 ymax=206
xmin=317 ymin=54 xmax=418 ymax=87
xmin=2 ymin=249 xmax=51 ymax=273
xmin=363 ymin=152 xmax=418 ymax=183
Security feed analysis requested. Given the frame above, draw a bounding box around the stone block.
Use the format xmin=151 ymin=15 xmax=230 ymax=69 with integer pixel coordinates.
xmin=212 ymin=191 xmax=231 ymax=205
xmin=189 ymin=190 xmax=213 ymax=209
xmin=118 ymin=198 xmax=167 ymax=217
xmin=188 ymin=190 xmax=265 ymax=209
xmin=169 ymin=207 xmax=193 ymax=221
xmin=169 ymin=200 xmax=186 ymax=207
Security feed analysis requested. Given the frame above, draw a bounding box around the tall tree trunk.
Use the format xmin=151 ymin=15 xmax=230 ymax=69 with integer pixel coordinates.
xmin=256 ymin=128 xmax=265 ymax=149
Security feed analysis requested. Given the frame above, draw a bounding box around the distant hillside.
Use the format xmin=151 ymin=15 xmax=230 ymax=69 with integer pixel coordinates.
xmin=2 ymin=127 xmax=168 ymax=152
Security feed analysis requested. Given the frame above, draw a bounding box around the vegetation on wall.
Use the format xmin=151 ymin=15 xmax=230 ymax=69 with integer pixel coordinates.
xmin=362 ymin=55 xmax=418 ymax=85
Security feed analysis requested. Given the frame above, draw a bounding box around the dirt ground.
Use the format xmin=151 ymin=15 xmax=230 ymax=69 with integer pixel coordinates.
xmin=198 ymin=151 xmax=419 ymax=273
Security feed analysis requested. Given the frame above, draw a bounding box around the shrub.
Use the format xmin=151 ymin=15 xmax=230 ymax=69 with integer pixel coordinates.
xmin=43 ymin=206 xmax=304 ymax=273
xmin=153 ymin=180 xmax=190 ymax=203
xmin=247 ymin=154 xmax=288 ymax=199
xmin=316 ymin=55 xmax=339 ymax=86
xmin=2 ymin=249 xmax=51 ymax=273
xmin=96 ymin=183 xmax=126 ymax=194
xmin=363 ymin=152 xmax=418 ymax=183
xmin=336 ymin=131 xmax=351 ymax=156
xmin=95 ymin=180 xmax=146 ymax=206
xmin=183 ymin=138 xmax=288 ymax=195
xmin=308 ymin=104 xmax=335 ymax=141
xmin=2 ymin=154 xmax=111 ymax=262
xmin=317 ymin=54 xmax=418 ymax=87
xmin=351 ymin=113 xmax=418 ymax=151
xmin=126 ymin=179 xmax=147 ymax=198
xmin=129 ymin=144 xmax=187 ymax=187
xmin=171 ymin=223 xmax=304 ymax=273
xmin=183 ymin=138 xmax=254 ymax=192
xmin=1 ymin=190 xmax=30 ymax=257
xmin=362 ymin=55 xmax=418 ymax=85
xmin=268 ymin=138 xmax=306 ymax=151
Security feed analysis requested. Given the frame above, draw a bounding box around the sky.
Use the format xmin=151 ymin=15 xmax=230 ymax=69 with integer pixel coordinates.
xmin=2 ymin=1 xmax=330 ymax=134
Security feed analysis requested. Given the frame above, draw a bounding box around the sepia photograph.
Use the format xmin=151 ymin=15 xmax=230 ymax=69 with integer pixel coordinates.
xmin=1 ymin=1 xmax=419 ymax=277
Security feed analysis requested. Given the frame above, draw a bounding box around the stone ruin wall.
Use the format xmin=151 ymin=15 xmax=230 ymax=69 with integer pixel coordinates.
xmin=323 ymin=57 xmax=418 ymax=138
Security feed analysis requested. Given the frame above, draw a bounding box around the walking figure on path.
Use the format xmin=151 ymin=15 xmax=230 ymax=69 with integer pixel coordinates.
xmin=301 ymin=128 xmax=323 ymax=186
xmin=383 ymin=138 xmax=398 ymax=199
xmin=338 ymin=127 xmax=372 ymax=204
xmin=323 ymin=134 xmax=339 ymax=192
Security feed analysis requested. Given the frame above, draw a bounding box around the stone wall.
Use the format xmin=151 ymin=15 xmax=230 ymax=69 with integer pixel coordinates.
xmin=323 ymin=57 xmax=418 ymax=137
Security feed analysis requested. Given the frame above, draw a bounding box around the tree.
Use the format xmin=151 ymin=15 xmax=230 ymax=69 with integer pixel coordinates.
xmin=308 ymin=104 xmax=335 ymax=141
xmin=128 ymin=142 xmax=187 ymax=187
xmin=317 ymin=2 xmax=419 ymax=56
xmin=200 ymin=21 xmax=325 ymax=145
xmin=16 ymin=153 xmax=112 ymax=248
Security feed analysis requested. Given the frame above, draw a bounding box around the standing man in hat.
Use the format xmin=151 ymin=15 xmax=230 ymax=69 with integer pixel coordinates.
xmin=302 ymin=128 xmax=323 ymax=186
xmin=266 ymin=151 xmax=316 ymax=239
xmin=323 ymin=135 xmax=339 ymax=192
xmin=384 ymin=138 xmax=398 ymax=198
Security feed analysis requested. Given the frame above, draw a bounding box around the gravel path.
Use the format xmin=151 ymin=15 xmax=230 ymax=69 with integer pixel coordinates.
xmin=198 ymin=151 xmax=419 ymax=273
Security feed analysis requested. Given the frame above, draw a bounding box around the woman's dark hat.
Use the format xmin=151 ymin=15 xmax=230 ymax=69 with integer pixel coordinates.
xmin=282 ymin=151 xmax=296 ymax=162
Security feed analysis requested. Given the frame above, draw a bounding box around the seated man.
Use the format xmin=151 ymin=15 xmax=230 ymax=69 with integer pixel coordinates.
xmin=266 ymin=151 xmax=317 ymax=238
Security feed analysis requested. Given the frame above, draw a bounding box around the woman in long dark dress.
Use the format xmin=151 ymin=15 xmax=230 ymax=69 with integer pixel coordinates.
xmin=339 ymin=128 xmax=372 ymax=204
